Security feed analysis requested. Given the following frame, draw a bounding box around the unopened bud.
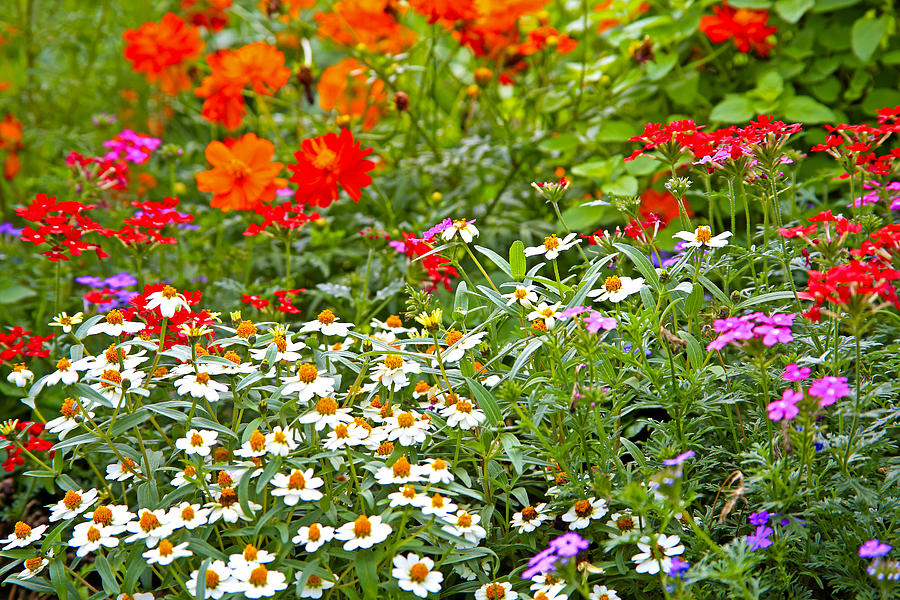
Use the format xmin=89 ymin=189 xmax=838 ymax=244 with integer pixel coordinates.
xmin=393 ymin=91 xmax=409 ymax=112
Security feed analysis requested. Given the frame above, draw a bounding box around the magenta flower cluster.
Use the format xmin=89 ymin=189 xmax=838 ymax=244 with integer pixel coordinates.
xmin=706 ymin=312 xmax=796 ymax=351
xmin=768 ymin=369 xmax=851 ymax=422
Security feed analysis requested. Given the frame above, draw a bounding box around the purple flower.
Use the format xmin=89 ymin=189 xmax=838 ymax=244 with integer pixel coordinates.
xmin=860 ymin=539 xmax=893 ymax=558
xmin=663 ymin=450 xmax=696 ymax=466
xmin=668 ymin=557 xmax=690 ymax=578
xmin=103 ymin=272 xmax=137 ymax=289
xmin=747 ymin=526 xmax=774 ymax=551
xmin=421 ymin=218 xmax=452 ymax=242
xmin=584 ymin=311 xmax=617 ymax=334
xmin=748 ymin=511 xmax=771 ymax=526
xmin=767 ymin=389 xmax=801 ymax=422
xmin=388 ymin=240 xmax=406 ymax=253
xmin=808 ymin=376 xmax=850 ymax=407
xmin=75 ymin=276 xmax=104 ymax=287
xmin=560 ymin=305 xmax=590 ymax=319
xmin=782 ymin=363 xmax=811 ymax=382
xmin=549 ymin=532 xmax=589 ymax=558
xmin=522 ymin=547 xmax=558 ymax=580
xmin=0 ymin=222 xmax=23 ymax=236
xmin=103 ymin=129 xmax=161 ymax=164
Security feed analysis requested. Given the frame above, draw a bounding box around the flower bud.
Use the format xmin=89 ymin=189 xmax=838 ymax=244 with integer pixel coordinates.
xmin=393 ymin=91 xmax=409 ymax=112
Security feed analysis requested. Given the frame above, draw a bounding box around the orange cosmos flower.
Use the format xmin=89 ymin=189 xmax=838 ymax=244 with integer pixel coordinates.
xmin=287 ymin=129 xmax=376 ymax=208
xmin=699 ymin=2 xmax=777 ymax=55
xmin=122 ymin=13 xmax=204 ymax=95
xmin=259 ymin=0 xmax=316 ymax=20
xmin=0 ymin=113 xmax=23 ymax=180
xmin=318 ymin=59 xmax=387 ymax=131
xmin=182 ymin=0 xmax=233 ymax=31
xmin=639 ymin=188 xmax=692 ymax=226
xmin=315 ymin=0 xmax=417 ymax=54
xmin=516 ymin=26 xmax=577 ymax=56
xmin=196 ymin=133 xmax=287 ymax=212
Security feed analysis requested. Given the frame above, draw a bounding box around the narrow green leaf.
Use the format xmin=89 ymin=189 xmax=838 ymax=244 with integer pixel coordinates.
xmin=510 ymin=241 xmax=526 ymax=281
xmin=94 ymin=555 xmax=119 ymax=595
xmin=613 ymin=243 xmax=659 ymax=291
xmin=474 ymin=245 xmax=512 ymax=277
xmin=454 ymin=280 xmax=469 ymax=316
xmin=466 ymin=377 xmax=503 ymax=425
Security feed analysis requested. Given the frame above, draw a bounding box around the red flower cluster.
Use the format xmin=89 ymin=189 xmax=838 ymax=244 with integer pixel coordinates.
xmin=0 ymin=327 xmax=52 ymax=364
xmin=803 ymin=260 xmax=900 ymax=322
xmin=16 ymin=193 xmax=111 ymax=262
xmin=181 ymin=0 xmax=232 ymax=31
xmin=115 ymin=197 xmax=195 ymax=246
xmin=623 ymin=213 xmax=664 ymax=242
xmin=392 ymin=233 xmax=459 ymax=293
xmin=699 ymin=2 xmax=777 ymax=56
xmin=2 ymin=421 xmax=53 ymax=472
xmin=288 ymin=129 xmax=376 ymax=208
xmin=241 ymin=289 xmax=307 ymax=313
xmin=811 ymin=110 xmax=900 ymax=176
xmin=516 ymin=26 xmax=577 ymax=56
xmin=66 ymin=151 xmax=129 ymax=192
xmin=243 ymin=202 xmax=320 ymax=237
xmin=122 ymin=13 xmax=204 ymax=95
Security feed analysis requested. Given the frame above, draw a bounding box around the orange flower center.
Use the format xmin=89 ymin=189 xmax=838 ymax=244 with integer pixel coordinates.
xmin=521 ymin=505 xmax=537 ymax=520
xmin=401 ymin=485 xmax=416 ymax=498
xmin=392 ymin=456 xmax=412 ymax=477
xmin=455 ymin=399 xmax=473 ymax=413
xmin=100 ymin=369 xmax=122 ymax=387
xmin=86 ymin=526 xmax=102 ymax=543
xmin=121 ymin=457 xmax=136 ymax=471
xmin=225 ymin=158 xmax=251 ymax=180
xmin=573 ymin=499 xmax=593 ymax=517
xmin=431 ymin=458 xmax=446 ymax=470
xmin=431 ymin=494 xmax=445 ymax=508
xmin=352 ymin=515 xmax=372 ymax=537
xmin=454 ymin=219 xmax=468 ymax=230
xmin=445 ymin=329 xmax=463 ymax=346
xmin=190 ymin=432 xmax=205 ymax=447
xmin=249 ymin=565 xmax=268 ymax=587
xmin=616 ymin=515 xmax=634 ymax=531
xmin=183 ymin=465 xmax=197 ymax=477
xmin=288 ymin=470 xmax=307 ymax=490
xmin=397 ymin=412 xmax=415 ymax=428
xmin=316 ymin=397 xmax=338 ymax=415
xmin=273 ymin=430 xmax=287 ymax=444
xmin=236 ymin=320 xmax=257 ymax=338
xmin=243 ymin=544 xmax=259 ymax=561
xmin=380 ymin=404 xmax=394 ymax=418
xmin=92 ymin=506 xmax=112 ymax=525
xmin=224 ymin=351 xmax=242 ymax=364
xmin=543 ymin=235 xmax=560 ymax=251
xmin=308 ymin=523 xmax=321 ymax=541
xmin=307 ymin=575 xmax=322 ymax=587
xmin=62 ymin=490 xmax=82 ymax=510
xmin=604 ymin=275 xmax=622 ymax=292
xmin=249 ymin=430 xmax=266 ymax=451
xmin=484 ymin=583 xmax=505 ymax=599
xmin=206 ymin=570 xmax=220 ymax=589
xmin=218 ymin=471 xmax=233 ymax=487
xmin=60 ymin=397 xmax=78 ymax=418
xmin=385 ymin=315 xmax=402 ymax=328
xmin=162 ymin=285 xmax=177 ymax=299
xmin=409 ymin=562 xmax=430 ymax=582
xmin=457 ymin=513 xmax=473 ymax=528
xmin=414 ymin=380 xmax=430 ymax=394
xmin=334 ymin=424 xmax=349 ymax=438
xmin=317 ymin=309 xmax=336 ymax=324
xmin=195 ymin=372 xmax=210 ymax=385
xmin=181 ymin=506 xmax=195 ymax=521
xmin=56 ymin=358 xmax=71 ymax=371
xmin=24 ymin=557 xmax=43 ymax=571
xmin=535 ymin=594 xmax=550 ymax=600
xmin=532 ymin=320 xmax=547 ymax=332
xmin=696 ymin=226 xmax=712 ymax=244
xmin=514 ymin=288 xmax=528 ymax=299
xmin=139 ymin=511 xmax=161 ymax=532
xmin=384 ymin=354 xmax=403 ymax=370
xmin=377 ymin=441 xmax=394 ymax=455
xmin=310 ymin=146 xmax=339 ymax=171
xmin=105 ymin=345 xmax=124 ymax=363
xmin=273 ymin=335 xmax=287 ymax=352
xmin=106 ymin=310 xmax=124 ymax=325
xmin=14 ymin=522 xmax=31 ymax=538
xmin=219 ymin=488 xmax=237 ymax=507
xmin=297 ymin=363 xmax=319 ymax=383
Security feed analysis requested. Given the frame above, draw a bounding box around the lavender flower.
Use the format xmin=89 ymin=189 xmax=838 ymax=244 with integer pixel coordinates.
xmin=706 ymin=312 xmax=796 ymax=351
xmin=663 ymin=450 xmax=696 ymax=466
xmin=748 ymin=511 xmax=772 ymax=527
xmin=584 ymin=311 xmax=617 ymax=333
xmin=859 ymin=539 xmax=892 ymax=558
xmin=549 ymin=532 xmax=589 ymax=558
xmin=667 ymin=557 xmax=690 ymax=578
xmin=0 ymin=222 xmax=23 ymax=236
xmin=747 ymin=526 xmax=774 ymax=551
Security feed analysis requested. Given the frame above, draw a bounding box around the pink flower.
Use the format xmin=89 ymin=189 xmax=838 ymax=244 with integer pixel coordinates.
xmin=808 ymin=376 xmax=849 ymax=407
xmin=584 ymin=312 xmax=617 ymax=333
xmin=782 ymin=363 xmax=811 ymax=382
xmin=767 ymin=389 xmax=802 ymax=421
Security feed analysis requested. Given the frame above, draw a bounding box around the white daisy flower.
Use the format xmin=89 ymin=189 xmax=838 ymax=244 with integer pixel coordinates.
xmin=524 ymin=233 xmax=581 ymax=260
xmin=235 ymin=566 xmax=288 ymax=599
xmin=370 ymin=315 xmax=413 ymax=334
xmin=385 ymin=411 xmax=431 ymax=446
xmin=392 ymin=553 xmax=444 ymax=598
xmin=442 ymin=510 xmax=487 ymax=547
xmin=475 ymin=582 xmax=518 ymax=600
xmin=106 ymin=457 xmax=140 ymax=482
xmin=206 ymin=488 xmax=259 ymax=523
xmin=187 ymin=560 xmax=234 ymax=599
xmin=322 ymin=422 xmax=367 ymax=451
xmin=45 ymin=397 xmax=94 ymax=439
xmin=228 ymin=544 xmax=276 ymax=580
xmin=526 ymin=302 xmax=562 ymax=329
xmin=673 ymin=225 xmax=732 ymax=249
xmin=143 ymin=538 xmax=192 ymax=565
xmin=175 ymin=429 xmax=219 ymax=457
xmin=167 ymin=502 xmax=210 ymax=530
xmin=441 ymin=398 xmax=486 ymax=430
xmin=270 ymin=469 xmax=324 ymax=506
xmin=298 ymin=397 xmax=354 ymax=431
xmin=631 ymin=533 xmax=684 ymax=575
xmin=7 ymin=363 xmax=34 ymax=388
xmin=44 ymin=357 xmax=82 ymax=386
xmin=587 ymin=275 xmax=644 ymax=303
xmin=335 ymin=514 xmax=393 ymax=550
xmin=48 ymin=311 xmax=84 ymax=334
xmin=674 ymin=511 xmax=702 ymax=530
xmin=292 ymin=522 xmax=335 ymax=552
xmin=421 ymin=457 xmax=454 ymax=484
xmin=124 ymin=509 xmax=175 ymax=547
xmin=589 ymin=585 xmax=620 ymax=600
xmin=413 ymin=492 xmax=458 ymax=518
xmin=171 ymin=464 xmax=209 ymax=488
xmin=442 ymin=218 xmax=479 ymax=243
xmin=502 ymin=285 xmax=539 ymax=308
xmin=48 ymin=488 xmax=98 ymax=522
xmin=18 ymin=557 xmax=49 ymax=580
xmin=86 ymin=309 xmax=145 ymax=337
xmin=530 ymin=574 xmax=565 ymax=595
xmin=281 ymin=364 xmax=336 ymax=402
xmin=248 ymin=333 xmax=306 ymax=363
xmin=388 ymin=485 xmax=423 ymax=508
xmin=2 ymin=522 xmax=47 ymax=549
xmin=607 ymin=511 xmax=640 ymax=539
xmin=301 ymin=309 xmax=354 ymax=337
xmin=234 ymin=429 xmax=269 ymax=458
xmin=145 ymin=285 xmax=190 ymax=318
xmin=438 ymin=329 xmax=487 ymax=364
xmin=89 ymin=367 xmax=145 ymax=405
xmin=375 ymin=456 xmax=423 ymax=485
xmin=297 ymin=573 xmax=335 ymax=599
xmin=84 ymin=504 xmax=135 ymax=531
xmin=69 ymin=522 xmax=118 ymax=557
xmin=561 ymin=498 xmax=608 ymax=530
xmin=175 ymin=371 xmax=228 ymax=402
xmin=76 ymin=343 xmax=148 ymax=376
xmin=265 ymin=426 xmax=297 ymax=456
xmin=370 ymin=354 xmax=421 ymax=391
xmin=510 ymin=503 xmax=550 ymax=534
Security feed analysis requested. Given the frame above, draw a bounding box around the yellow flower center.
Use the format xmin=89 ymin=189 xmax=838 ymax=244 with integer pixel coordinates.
xmin=206 ymin=570 xmax=220 ymax=589
xmin=385 ymin=315 xmax=402 ymax=328
xmin=353 ymin=515 xmax=372 ymax=537
xmin=317 ymin=309 xmax=336 ymax=325
xmin=297 ymin=363 xmax=319 ymax=383
xmin=60 ymin=397 xmax=78 ymax=418
xmin=218 ymin=488 xmax=237 ymax=507
xmin=273 ymin=430 xmax=287 ymax=444
xmin=288 ymin=470 xmax=307 ymax=490
xmin=401 ymin=485 xmax=416 ymax=499
xmin=92 ymin=506 xmax=112 ymax=525
xmin=56 ymin=358 xmax=71 ymax=371
xmin=195 ymin=372 xmax=210 ymax=385
xmin=181 ymin=506 xmax=195 ymax=521
xmin=521 ymin=505 xmax=537 ymax=520
xmin=243 ymin=544 xmax=259 ymax=561
xmin=224 ymin=351 xmax=242 ymax=364
xmin=273 ymin=335 xmax=287 ymax=352
xmin=431 ymin=494 xmax=445 ymax=508
xmin=604 ymin=275 xmax=622 ymax=292
xmin=445 ymin=329 xmax=463 ymax=346
xmin=454 ymin=219 xmax=468 ymax=230
xmin=409 ymin=562 xmax=430 ymax=582
xmin=377 ymin=441 xmax=394 ymax=455
xmin=316 ymin=397 xmax=338 ymax=416
xmin=414 ymin=380 xmax=430 ymax=394
xmin=236 ymin=320 xmax=257 ymax=338
xmin=14 ymin=522 xmax=31 ymax=538
xmin=616 ymin=515 xmax=634 ymax=531
xmin=484 ymin=583 xmax=505 ymax=599
xmin=310 ymin=146 xmax=338 ymax=171
xmin=249 ymin=430 xmax=266 ymax=451
xmin=573 ymin=499 xmax=593 ymax=517
xmin=63 ymin=490 xmax=82 ymax=510
xmin=384 ymin=354 xmax=403 ymax=370
xmin=696 ymin=226 xmax=712 ymax=244
xmin=162 ymin=285 xmax=177 ymax=299
xmin=218 ymin=471 xmax=233 ymax=487
xmin=190 ymin=432 xmax=205 ymax=447
xmin=158 ymin=539 xmax=174 ymax=556
xmin=334 ymin=424 xmax=349 ymax=438
xmin=308 ymin=523 xmax=321 ymax=541
xmin=543 ymin=235 xmax=560 ymax=251
xmin=248 ymin=565 xmax=268 ymax=587
xmin=59 ymin=315 xmax=72 ymax=325
xmin=307 ymin=575 xmax=322 ymax=588
xmin=106 ymin=310 xmax=124 ymax=325
xmin=455 ymin=399 xmax=473 ymax=413
xmin=225 ymin=158 xmax=251 ymax=180
xmin=397 ymin=412 xmax=415 ymax=428
xmin=431 ymin=458 xmax=447 ymax=470
xmin=86 ymin=526 xmax=102 ymax=543
xmin=183 ymin=465 xmax=197 ymax=478
xmin=392 ymin=456 xmax=412 ymax=477
xmin=514 ymin=288 xmax=528 ymax=299
xmin=105 ymin=345 xmax=125 ymax=364
xmin=457 ymin=513 xmax=473 ymax=528
xmin=540 ymin=308 xmax=554 ymax=318
xmin=139 ymin=511 xmax=161 ymax=532
xmin=24 ymin=557 xmax=43 ymax=571
xmin=100 ymin=369 xmax=122 ymax=388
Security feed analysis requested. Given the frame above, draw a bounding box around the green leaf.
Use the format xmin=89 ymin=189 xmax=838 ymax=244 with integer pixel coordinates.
xmin=354 ymin=550 xmax=379 ymax=600
xmin=538 ymin=133 xmax=580 ymax=152
xmin=595 ymin=120 xmax=637 ymax=142
xmin=509 ymin=241 xmax=526 ymax=281
xmin=710 ymin=96 xmax=754 ymax=123
xmin=0 ymin=284 xmax=36 ymax=305
xmin=613 ymin=243 xmax=660 ymax=291
xmin=602 ymin=176 xmax=638 ymax=197
xmin=94 ymin=555 xmax=119 ymax=595
xmin=851 ymin=16 xmax=886 ymax=62
xmin=623 ymin=155 xmax=661 ymax=176
xmin=453 ymin=280 xmax=469 ymax=316
xmin=781 ymin=96 xmax=836 ymax=123
xmin=49 ymin=559 xmax=67 ymax=600
xmin=571 ymin=159 xmax=616 ymax=179
xmin=774 ymin=0 xmax=813 ymax=21
xmin=466 ymin=377 xmax=503 ymax=425
xmin=735 ymin=290 xmax=797 ymax=310
xmin=500 ymin=433 xmax=525 ymax=474
xmin=474 ymin=245 xmax=512 ymax=278
xmin=646 ymin=53 xmax=677 ymax=81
